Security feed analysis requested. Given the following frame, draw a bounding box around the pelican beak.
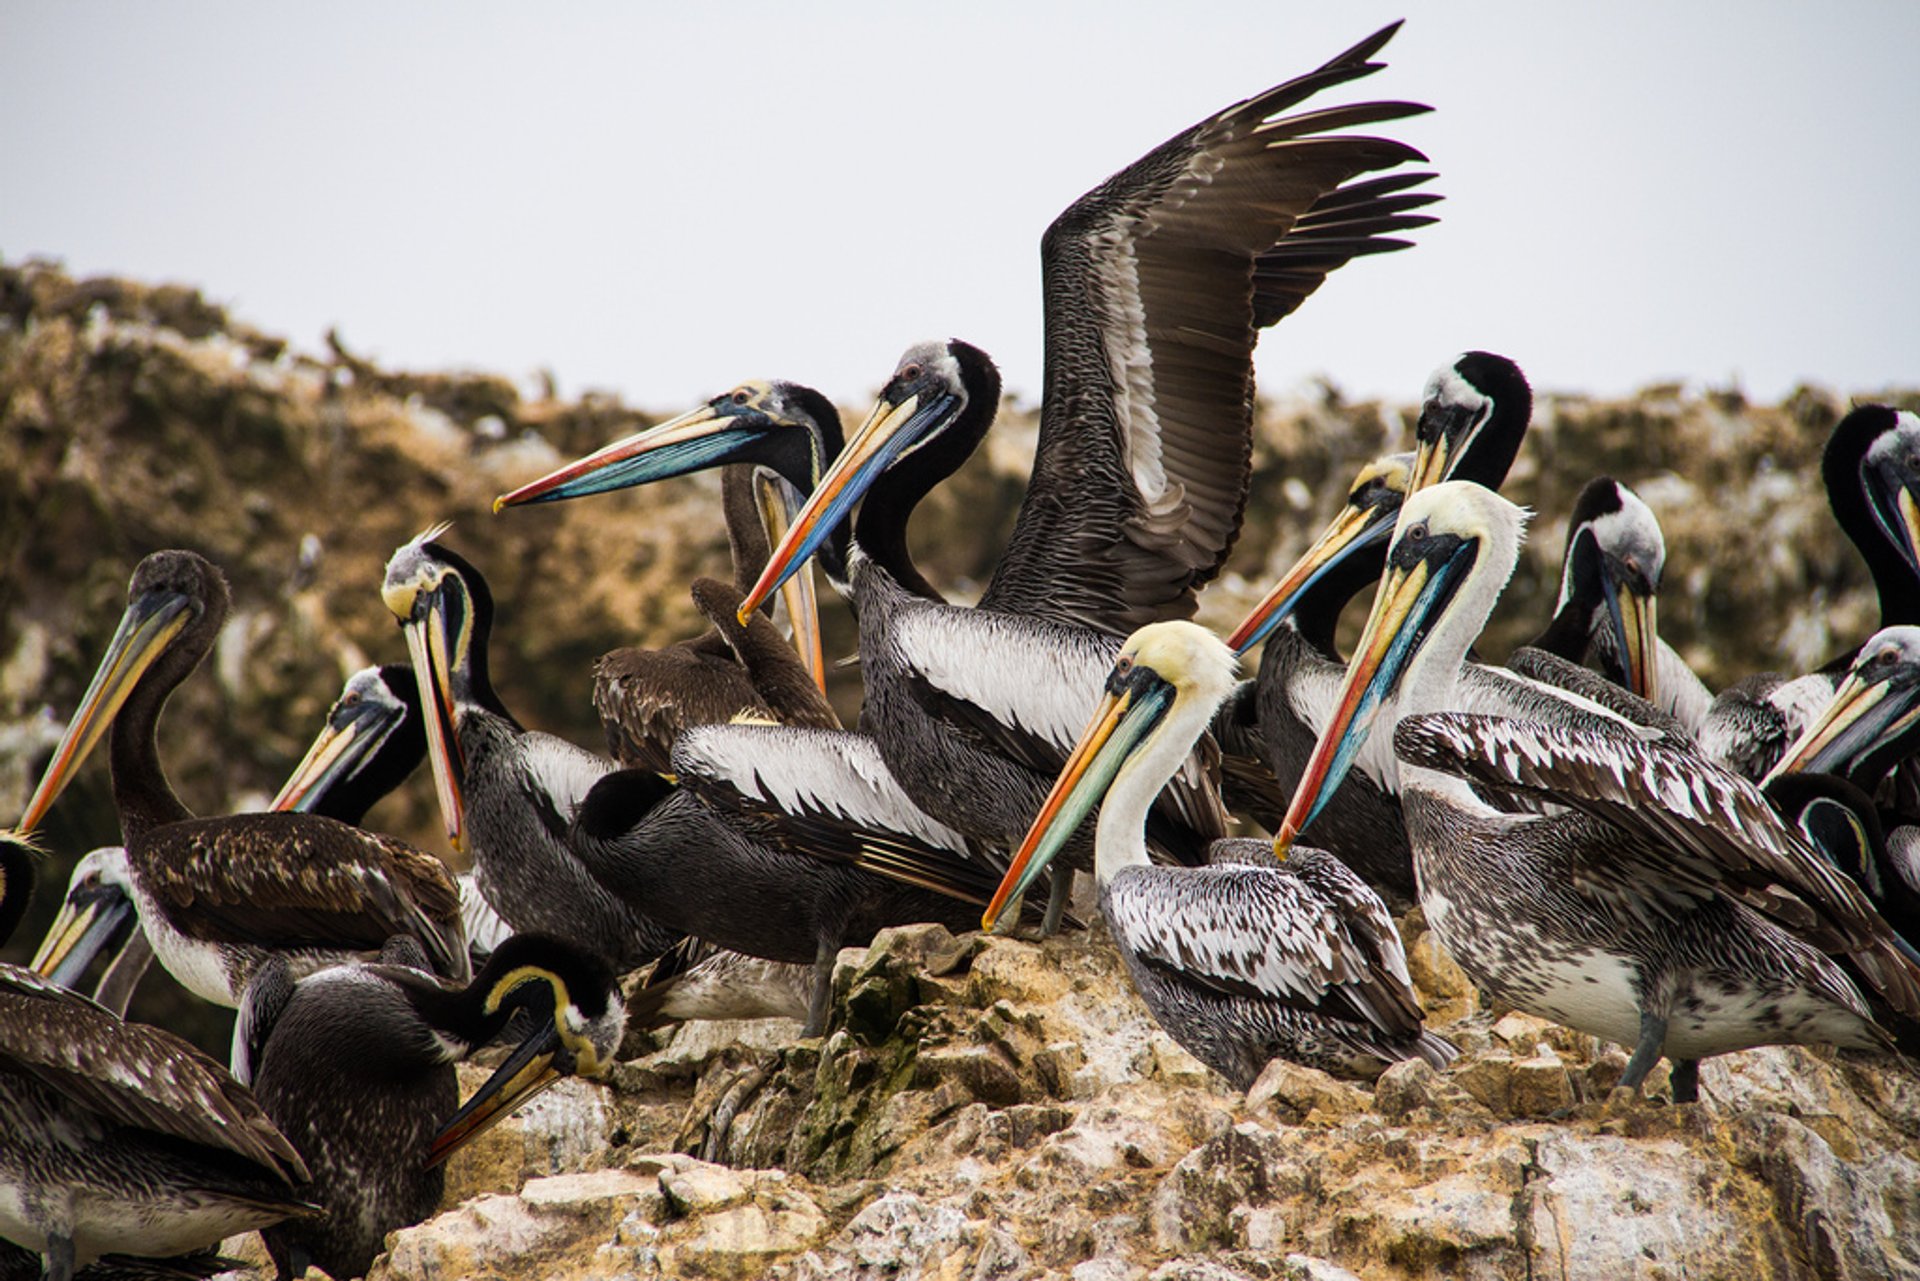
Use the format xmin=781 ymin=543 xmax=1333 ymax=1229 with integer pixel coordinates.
xmin=738 ymin=385 xmax=959 ymax=623
xmin=269 ymin=693 xmax=405 ymax=813
xmin=1895 ymin=486 xmax=1920 ymax=580
xmin=756 ymin=470 xmax=828 ymax=692
xmin=32 ymin=883 xmax=136 ymax=987
xmin=1766 ymin=665 xmax=1920 ymax=784
xmin=425 ymin=1020 xmax=567 ymax=1168
xmin=1600 ymin=559 xmax=1660 ymax=705
xmin=982 ymin=665 xmax=1172 ymax=930
xmin=1408 ymin=398 xmax=1486 ymax=494
xmin=1273 ymin=541 xmax=1477 ymax=854
xmin=493 ymin=398 xmax=779 ymax=512
xmin=385 ymin=580 xmax=468 ymax=854
xmin=19 ymin=587 xmax=196 ymax=833
xmin=1227 ymin=500 xmax=1397 ymax=654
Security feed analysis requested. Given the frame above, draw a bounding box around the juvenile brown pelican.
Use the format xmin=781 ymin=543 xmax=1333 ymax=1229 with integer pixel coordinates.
xmin=236 ymin=934 xmax=620 ymax=1281
xmin=382 ymin=533 xmax=678 ymax=974
xmin=732 ymin=27 xmax=1439 ymax=926
xmin=18 ymin=551 xmax=467 ymax=1007
xmin=1276 ymin=483 xmax=1915 ymax=1100
xmin=1527 ymin=476 xmax=1713 ymax=729
xmin=981 ymin=622 xmax=1453 ymax=1088
xmin=496 ymin=382 xmax=843 ymax=771
xmin=0 ymin=835 xmax=314 ymax=1281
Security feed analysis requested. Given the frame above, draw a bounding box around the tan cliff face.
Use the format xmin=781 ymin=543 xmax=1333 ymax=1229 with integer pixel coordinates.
xmin=2 ymin=260 xmax=1917 ymax=1279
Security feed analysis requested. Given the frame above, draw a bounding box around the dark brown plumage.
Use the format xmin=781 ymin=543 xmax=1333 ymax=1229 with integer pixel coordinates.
xmin=592 ymin=466 xmax=840 ymax=773
xmin=19 ymin=551 xmax=466 ymax=1009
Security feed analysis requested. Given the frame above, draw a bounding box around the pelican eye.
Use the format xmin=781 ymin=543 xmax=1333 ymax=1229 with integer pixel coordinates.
xmin=732 ymin=389 xmax=751 ymax=406
xmin=1114 ymin=655 xmax=1133 ymax=674
xmin=899 ymin=363 xmax=923 ymax=382
xmin=1404 ymin=522 xmax=1429 ymax=548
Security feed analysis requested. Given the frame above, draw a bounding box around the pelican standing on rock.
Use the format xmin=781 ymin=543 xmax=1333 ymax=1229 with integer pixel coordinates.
xmin=18 ymin=551 xmax=468 ymax=1008
xmin=236 ymin=933 xmax=622 ymax=1281
xmin=382 ymin=531 xmax=678 ymax=974
xmin=982 ymin=623 xmax=1454 ymax=1089
xmin=1274 ymin=482 xmax=1918 ymax=1100
xmin=737 ymin=26 xmax=1442 ymax=927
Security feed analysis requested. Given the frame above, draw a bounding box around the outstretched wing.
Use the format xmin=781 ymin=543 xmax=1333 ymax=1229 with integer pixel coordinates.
xmin=981 ymin=23 xmax=1437 ymax=635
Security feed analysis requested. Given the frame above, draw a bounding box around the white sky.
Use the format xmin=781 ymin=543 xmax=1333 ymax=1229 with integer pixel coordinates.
xmin=4 ymin=3 xmax=1915 ymax=415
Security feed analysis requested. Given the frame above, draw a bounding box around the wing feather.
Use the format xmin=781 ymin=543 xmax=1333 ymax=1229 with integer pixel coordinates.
xmin=1105 ymin=859 xmax=1424 ymax=1038
xmin=135 ymin=814 xmax=468 ymax=983
xmin=980 ymin=24 xmax=1436 ymax=633
xmin=1395 ymin=712 xmax=1920 ymax=1016
xmin=0 ymin=971 xmax=308 ymax=1180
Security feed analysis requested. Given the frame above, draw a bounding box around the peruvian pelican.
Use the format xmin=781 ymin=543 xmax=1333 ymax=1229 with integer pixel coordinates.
xmin=1275 ymin=482 xmax=1918 ymax=1100
xmin=980 ymin=621 xmax=1454 ymax=1088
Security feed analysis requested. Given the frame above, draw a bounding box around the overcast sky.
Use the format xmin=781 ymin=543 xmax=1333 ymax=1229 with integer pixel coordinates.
xmin=5 ymin=3 xmax=1915 ymax=416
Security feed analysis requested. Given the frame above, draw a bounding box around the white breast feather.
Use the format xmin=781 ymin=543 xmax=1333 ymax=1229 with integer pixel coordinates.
xmin=520 ymin=731 xmax=614 ymax=817
xmin=895 ymin=608 xmax=1116 ymax=754
xmin=675 ymin=724 xmax=971 ymax=854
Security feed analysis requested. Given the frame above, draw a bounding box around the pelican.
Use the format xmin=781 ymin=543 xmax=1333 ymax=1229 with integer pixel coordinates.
xmin=382 ymin=532 xmax=678 ymax=974
xmin=1765 ymin=626 xmax=1920 ymax=937
xmin=1697 ymin=406 xmax=1920 ymax=778
xmin=30 ymin=849 xmax=150 ymax=1017
xmin=1274 ymin=482 xmax=1916 ymax=1100
xmin=496 ymin=380 xmax=843 ymax=772
xmin=388 ymin=533 xmax=1036 ymax=1033
xmin=732 ymin=26 xmax=1439 ymax=927
xmin=269 ymin=662 xmax=515 ymax=962
xmin=18 ymin=551 xmax=467 ymax=1008
xmin=1763 ymin=775 xmax=1916 ymax=953
xmin=567 ymin=719 xmax=1047 ymax=1036
xmin=1526 ymin=476 xmax=1714 ymax=729
xmin=0 ymin=834 xmax=315 ymax=1281
xmin=1218 ymin=357 xmax=1668 ymax=903
xmin=980 ymin=622 xmax=1453 ymax=1088
xmin=235 ymin=933 xmax=621 ymax=1281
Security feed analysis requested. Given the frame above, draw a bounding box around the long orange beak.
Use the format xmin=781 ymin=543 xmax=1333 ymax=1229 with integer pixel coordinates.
xmin=1227 ymin=499 xmax=1397 ymax=654
xmin=1273 ymin=560 xmax=1434 ymax=854
xmin=19 ymin=589 xmax=194 ymax=833
xmin=738 ymin=386 xmax=957 ymax=624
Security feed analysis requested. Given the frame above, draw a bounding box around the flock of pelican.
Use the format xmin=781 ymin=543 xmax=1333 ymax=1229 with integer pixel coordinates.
xmin=4 ymin=21 xmax=1918 ymax=1281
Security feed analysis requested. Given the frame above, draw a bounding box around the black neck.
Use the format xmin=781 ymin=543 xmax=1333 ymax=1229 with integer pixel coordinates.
xmin=0 ymin=838 xmax=32 ymax=948
xmin=853 ymin=348 xmax=999 ymax=603
xmin=109 ymin=620 xmax=215 ymax=844
xmin=314 ymin=665 xmax=426 ymax=827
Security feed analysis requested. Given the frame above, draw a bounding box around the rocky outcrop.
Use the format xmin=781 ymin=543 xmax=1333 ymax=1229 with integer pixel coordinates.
xmin=4 ymin=266 xmax=1919 ymax=1277
xmin=363 ymin=922 xmax=1920 ymax=1280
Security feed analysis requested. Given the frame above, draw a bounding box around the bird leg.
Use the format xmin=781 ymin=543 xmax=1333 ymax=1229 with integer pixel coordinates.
xmin=1618 ymin=1008 xmax=1669 ymax=1093
xmin=803 ymin=937 xmax=838 ymax=1038
xmin=700 ymin=1058 xmax=774 ymax=1164
xmin=1041 ymin=867 xmax=1075 ymax=937
xmin=1669 ymin=1057 xmax=1701 ymax=1103
xmin=44 ymin=1233 xmax=76 ymax=1281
